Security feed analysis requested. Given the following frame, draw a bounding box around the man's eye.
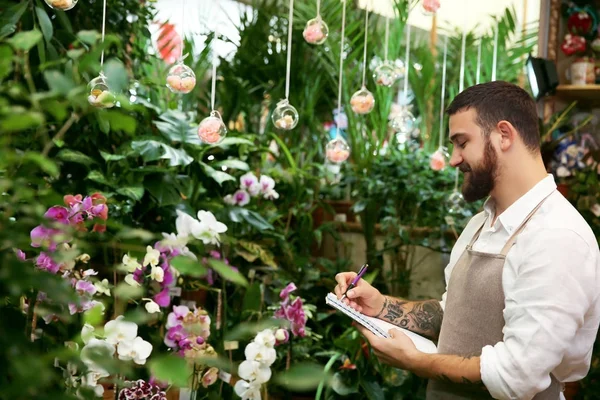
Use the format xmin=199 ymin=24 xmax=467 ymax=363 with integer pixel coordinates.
xmin=458 ymin=142 xmax=466 ymax=149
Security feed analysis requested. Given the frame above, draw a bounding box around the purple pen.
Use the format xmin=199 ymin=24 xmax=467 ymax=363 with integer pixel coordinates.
xmin=340 ymin=263 xmax=368 ymax=301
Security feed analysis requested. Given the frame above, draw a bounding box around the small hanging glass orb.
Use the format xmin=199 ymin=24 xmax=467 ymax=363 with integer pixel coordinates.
xmin=430 ymin=146 xmax=450 ymax=171
xmin=326 ymin=137 xmax=350 ymax=164
xmin=374 ymin=62 xmax=401 ymax=87
xmin=166 ymin=61 xmax=196 ymax=94
xmin=350 ymin=87 xmax=375 ymax=115
xmin=303 ymin=17 xmax=329 ymax=45
xmin=44 ymin=0 xmax=78 ymax=10
xmin=390 ymin=109 xmax=416 ymax=135
xmin=272 ymin=99 xmax=299 ymax=130
xmin=395 ymin=131 xmax=409 ymax=145
xmin=198 ymin=112 xmax=227 ymax=145
xmin=87 ymin=74 xmax=116 ymax=109
xmin=446 ymin=191 xmax=465 ymax=214
xmin=421 ymin=0 xmax=441 ymax=16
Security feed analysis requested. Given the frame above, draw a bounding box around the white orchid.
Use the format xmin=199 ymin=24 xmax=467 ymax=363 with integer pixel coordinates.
xmin=122 ymin=254 xmax=142 ymax=273
xmin=144 ymin=299 xmax=161 ymax=314
xmin=150 ymin=265 xmax=164 ymax=282
xmin=104 ymin=316 xmax=138 ymax=345
xmin=94 ymin=279 xmax=111 ymax=296
xmin=124 ymin=274 xmax=140 ymax=287
xmin=81 ymin=323 xmax=95 ymax=345
xmin=234 ymin=379 xmax=263 ymax=400
xmin=254 ymin=329 xmax=276 ymax=348
xmin=80 ymin=338 xmax=115 ymax=375
xmin=159 ymin=232 xmax=197 ymax=260
xmin=240 ymin=172 xmax=259 ymax=191
xmin=223 ymin=194 xmax=237 ymax=205
xmin=175 ymin=210 xmax=203 ymax=238
xmin=117 ymin=336 xmax=153 ymax=365
xmin=244 ymin=342 xmax=276 ymax=367
xmin=263 ymin=189 xmax=279 ymax=200
xmin=143 ymin=246 xmax=161 ymax=267
xmin=193 ymin=210 xmax=228 ymax=246
xmin=258 ymin=175 xmax=275 ymax=194
xmin=82 ymin=269 xmax=98 ymax=277
xmin=81 ymin=370 xmax=108 ymax=397
xmin=238 ymin=359 xmax=272 ymax=384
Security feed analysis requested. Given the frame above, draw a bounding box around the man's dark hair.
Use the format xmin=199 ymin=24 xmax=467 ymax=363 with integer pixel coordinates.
xmin=446 ymin=81 xmax=540 ymax=151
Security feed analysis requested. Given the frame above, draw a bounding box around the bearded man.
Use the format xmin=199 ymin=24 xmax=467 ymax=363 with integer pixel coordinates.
xmin=334 ymin=81 xmax=600 ymax=399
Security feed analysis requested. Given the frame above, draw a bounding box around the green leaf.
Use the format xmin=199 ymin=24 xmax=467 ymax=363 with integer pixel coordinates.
xmin=149 ymin=355 xmax=193 ymax=388
xmin=213 ymin=159 xmax=250 ymax=171
xmin=8 ymin=30 xmax=43 ymax=51
xmin=213 ymin=137 xmax=254 ymax=147
xmin=41 ymin=99 xmax=68 ymax=122
xmin=102 ymin=111 xmax=137 ymax=135
xmin=104 ymin=59 xmax=128 ymax=94
xmin=56 ymin=149 xmax=96 ymax=166
xmin=43 ymin=70 xmax=76 ymax=95
xmin=208 ymin=259 xmax=248 ymax=287
xmin=67 ymin=49 xmax=85 ymax=59
xmin=242 ymin=282 xmax=262 ymax=312
xmin=228 ymin=207 xmax=274 ymax=231
xmin=144 ymin=174 xmax=182 ymax=206
xmin=170 ymin=256 xmax=208 ymax=277
xmin=113 ymin=282 xmax=144 ymax=300
xmin=154 ymin=110 xmax=201 ymax=145
xmin=0 ymin=45 xmax=14 ymax=82
xmin=35 ymin=7 xmax=53 ymax=42
xmin=360 ymin=379 xmax=385 ymax=400
xmin=0 ymin=2 xmax=27 ymax=39
xmin=330 ymin=372 xmax=359 ymax=396
xmin=0 ymin=112 xmax=44 ymax=132
xmin=116 ymin=186 xmax=145 ymax=201
xmin=86 ymin=170 xmax=110 ymax=186
xmin=100 ymin=151 xmax=127 ymax=161
xmin=132 ymin=140 xmax=193 ymax=166
xmin=274 ymin=362 xmax=330 ymax=392
xmin=22 ymin=152 xmax=59 ymax=177
xmin=200 ymin=162 xmax=235 ymax=185
xmin=77 ymin=30 xmax=99 ymax=45
xmin=83 ymin=303 xmax=104 ymax=326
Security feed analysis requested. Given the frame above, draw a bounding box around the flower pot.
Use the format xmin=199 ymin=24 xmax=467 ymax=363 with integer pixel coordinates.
xmin=569 ymin=57 xmax=595 ymax=85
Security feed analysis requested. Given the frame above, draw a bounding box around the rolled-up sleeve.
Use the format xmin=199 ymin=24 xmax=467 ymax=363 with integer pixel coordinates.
xmin=480 ymin=229 xmax=595 ymax=400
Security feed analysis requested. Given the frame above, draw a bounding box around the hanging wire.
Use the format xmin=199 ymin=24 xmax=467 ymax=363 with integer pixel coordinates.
xmin=454 ymin=167 xmax=459 ymax=191
xmin=438 ymin=37 xmax=448 ymax=149
xmin=492 ymin=19 xmax=499 ymax=81
xmin=284 ymin=0 xmax=294 ymax=100
xmin=210 ymin=0 xmax=220 ymax=111
xmin=316 ymin=0 xmax=321 ymax=17
xmin=476 ymin=39 xmax=482 ymax=84
xmin=99 ymin=0 xmax=107 ymax=70
xmin=336 ymin=0 xmax=347 ymax=138
xmin=384 ymin=17 xmax=390 ymax=62
xmin=180 ymin=0 xmax=186 ymax=60
xmin=361 ymin=6 xmax=370 ymax=88
xmin=458 ymin=29 xmax=466 ymax=92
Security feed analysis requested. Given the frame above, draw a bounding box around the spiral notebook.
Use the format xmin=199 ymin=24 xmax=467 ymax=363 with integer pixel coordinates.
xmin=325 ymin=293 xmax=437 ymax=354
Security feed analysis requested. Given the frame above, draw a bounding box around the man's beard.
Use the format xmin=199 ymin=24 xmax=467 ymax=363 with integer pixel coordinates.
xmin=460 ymin=139 xmax=498 ymax=202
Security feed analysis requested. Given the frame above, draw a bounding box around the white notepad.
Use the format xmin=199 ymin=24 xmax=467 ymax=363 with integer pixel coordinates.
xmin=325 ymin=293 xmax=438 ymax=354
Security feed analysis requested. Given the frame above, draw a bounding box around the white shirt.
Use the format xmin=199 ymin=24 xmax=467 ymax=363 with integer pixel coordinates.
xmin=440 ymin=175 xmax=600 ymax=400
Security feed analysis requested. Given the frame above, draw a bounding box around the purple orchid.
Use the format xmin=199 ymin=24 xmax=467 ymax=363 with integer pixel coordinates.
xmin=280 ymin=282 xmax=297 ymax=300
xmin=35 ymin=252 xmax=60 ymax=274
xmin=44 ymin=206 xmax=70 ymax=224
xmin=153 ymin=288 xmax=171 ymax=307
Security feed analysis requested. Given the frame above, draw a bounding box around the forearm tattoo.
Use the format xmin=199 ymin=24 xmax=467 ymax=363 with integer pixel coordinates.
xmin=378 ymin=297 xmax=443 ymax=340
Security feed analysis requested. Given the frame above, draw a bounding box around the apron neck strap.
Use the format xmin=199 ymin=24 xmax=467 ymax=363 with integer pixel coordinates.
xmin=499 ymin=191 xmax=555 ymax=256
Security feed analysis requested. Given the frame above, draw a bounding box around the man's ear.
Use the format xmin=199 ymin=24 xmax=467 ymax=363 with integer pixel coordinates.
xmin=496 ymin=120 xmax=518 ymax=151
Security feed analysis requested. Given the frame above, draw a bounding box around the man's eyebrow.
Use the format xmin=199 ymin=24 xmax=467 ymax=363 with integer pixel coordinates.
xmin=449 ymin=133 xmax=466 ymax=143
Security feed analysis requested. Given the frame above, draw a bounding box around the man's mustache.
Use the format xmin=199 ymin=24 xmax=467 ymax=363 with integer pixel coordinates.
xmin=458 ymin=164 xmax=471 ymax=173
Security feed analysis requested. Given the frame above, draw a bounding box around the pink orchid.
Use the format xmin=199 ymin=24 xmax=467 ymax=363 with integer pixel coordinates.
xmin=15 ymin=249 xmax=26 ymax=261
xmin=63 ymin=194 xmax=82 ymax=207
xmin=167 ymin=305 xmax=190 ymax=329
xmin=35 ymin=252 xmax=59 ymax=274
xmin=233 ymin=189 xmax=250 ymax=206
xmin=75 ymin=280 xmax=97 ymax=295
xmin=154 ymin=288 xmax=171 ymax=307
xmin=44 ymin=206 xmax=70 ymax=224
xmin=30 ymin=225 xmax=60 ymax=250
xmin=430 ymin=150 xmax=447 ymax=171
xmin=280 ymin=282 xmax=297 ymax=300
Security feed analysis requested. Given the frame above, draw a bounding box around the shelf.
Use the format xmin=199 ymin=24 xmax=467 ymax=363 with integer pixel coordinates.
xmin=555 ymin=84 xmax=600 ymax=102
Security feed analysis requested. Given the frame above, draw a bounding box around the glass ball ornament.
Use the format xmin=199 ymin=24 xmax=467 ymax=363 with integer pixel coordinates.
xmin=430 ymin=146 xmax=450 ymax=171
xmin=325 ymin=137 xmax=350 ymax=164
xmin=166 ymin=62 xmax=196 ymax=94
xmin=421 ymin=0 xmax=441 ymax=16
xmin=446 ymin=191 xmax=465 ymax=214
xmin=303 ymin=17 xmax=329 ymax=45
xmin=374 ymin=62 xmax=401 ymax=87
xmin=350 ymin=87 xmax=375 ymax=115
xmin=390 ymin=109 xmax=416 ymax=134
xmin=198 ymin=112 xmax=227 ymax=145
xmin=87 ymin=74 xmax=116 ymax=109
xmin=44 ymin=0 xmax=78 ymax=10
xmin=271 ymin=99 xmax=299 ymax=130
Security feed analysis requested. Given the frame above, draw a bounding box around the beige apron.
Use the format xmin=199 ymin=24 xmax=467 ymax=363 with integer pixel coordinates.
xmin=426 ymin=193 xmax=563 ymax=399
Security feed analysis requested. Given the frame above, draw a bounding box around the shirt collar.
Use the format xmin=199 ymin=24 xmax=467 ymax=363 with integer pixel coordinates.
xmin=483 ymin=174 xmax=557 ymax=234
